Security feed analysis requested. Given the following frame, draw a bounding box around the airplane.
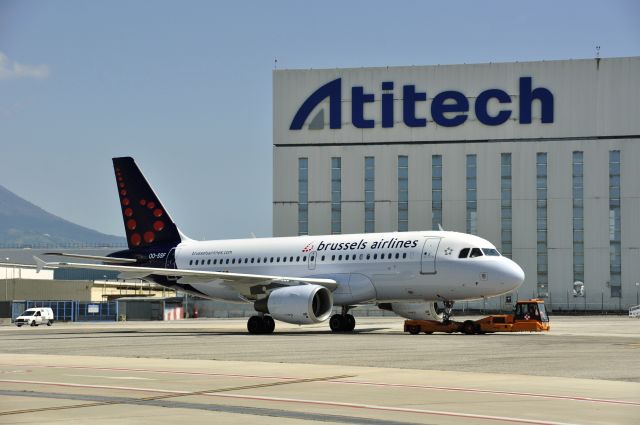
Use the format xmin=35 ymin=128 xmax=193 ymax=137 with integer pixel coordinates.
xmin=36 ymin=157 xmax=525 ymax=334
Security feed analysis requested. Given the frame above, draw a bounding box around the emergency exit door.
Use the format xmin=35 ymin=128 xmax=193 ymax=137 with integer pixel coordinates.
xmin=420 ymin=238 xmax=441 ymax=274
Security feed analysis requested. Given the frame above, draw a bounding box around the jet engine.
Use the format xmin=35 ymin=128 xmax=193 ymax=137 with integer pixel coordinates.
xmin=254 ymin=285 xmax=333 ymax=325
xmin=378 ymin=302 xmax=444 ymax=321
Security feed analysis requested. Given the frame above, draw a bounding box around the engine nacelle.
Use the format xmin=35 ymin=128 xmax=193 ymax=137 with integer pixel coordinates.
xmin=254 ymin=285 xmax=333 ymax=325
xmin=378 ymin=302 xmax=444 ymax=321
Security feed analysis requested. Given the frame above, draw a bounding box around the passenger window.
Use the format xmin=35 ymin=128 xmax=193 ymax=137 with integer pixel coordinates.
xmin=245 ymin=258 xmax=248 ymax=263
xmin=290 ymin=256 xmax=294 ymax=262
xmin=251 ymin=258 xmax=254 ymax=263
xmin=270 ymin=257 xmax=274 ymax=263
xmin=303 ymin=256 xmax=307 ymax=262
xmin=282 ymin=257 xmax=286 ymax=263
xmin=359 ymin=254 xmax=363 ymax=260
xmin=352 ymin=254 xmax=356 ymax=260
xmin=264 ymin=257 xmax=267 ymax=263
xmin=395 ymin=253 xmax=399 ymax=259
xmin=403 ymin=253 xmax=407 ymax=259
xmin=366 ymin=254 xmax=370 ymax=260
xmin=338 ymin=255 xmax=343 ymax=261
xmin=459 ymin=248 xmax=470 ymax=258
xmin=321 ymin=255 xmax=325 ymax=261
xmin=332 ymin=255 xmax=335 ymax=261
xmin=470 ymin=248 xmax=483 ymax=258
xmin=296 ymin=256 xmax=300 ymax=262
xmin=232 ymin=259 xmax=236 ymax=264
xmin=374 ymin=254 xmax=378 ymax=259
xmin=226 ymin=259 xmax=230 ymax=264
xmin=277 ymin=257 xmax=281 ymax=262
xmin=189 ymin=260 xmax=193 ymax=265
xmin=257 ymin=258 xmax=260 ymax=263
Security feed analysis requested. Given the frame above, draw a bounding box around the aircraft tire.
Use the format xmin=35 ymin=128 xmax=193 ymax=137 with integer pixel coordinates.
xmin=329 ymin=314 xmax=344 ymax=332
xmin=247 ymin=315 xmax=265 ymax=334
xmin=344 ymin=314 xmax=356 ymax=332
xmin=263 ymin=316 xmax=275 ymax=334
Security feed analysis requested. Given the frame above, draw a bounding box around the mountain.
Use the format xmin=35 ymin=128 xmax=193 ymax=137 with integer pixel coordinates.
xmin=0 ymin=184 xmax=126 ymax=248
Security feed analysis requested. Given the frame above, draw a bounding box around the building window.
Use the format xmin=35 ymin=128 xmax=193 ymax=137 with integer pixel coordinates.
xmin=536 ymin=152 xmax=548 ymax=297
xmin=364 ymin=156 xmax=375 ymax=233
xmin=398 ymin=155 xmax=408 ymax=231
xmin=331 ymin=157 xmax=342 ymax=234
xmin=466 ymin=154 xmax=477 ymax=235
xmin=501 ymin=153 xmax=512 ymax=258
xmin=572 ymin=151 xmax=584 ymax=285
xmin=609 ymin=150 xmax=621 ymax=297
xmin=432 ymin=155 xmax=442 ymax=230
xmin=298 ymin=158 xmax=308 ymax=236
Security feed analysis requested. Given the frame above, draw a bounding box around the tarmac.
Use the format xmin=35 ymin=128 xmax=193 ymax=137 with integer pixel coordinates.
xmin=0 ymin=315 xmax=638 ymax=424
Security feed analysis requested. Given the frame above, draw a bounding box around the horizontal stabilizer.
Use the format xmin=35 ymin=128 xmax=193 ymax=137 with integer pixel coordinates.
xmin=43 ymin=252 xmax=137 ymax=264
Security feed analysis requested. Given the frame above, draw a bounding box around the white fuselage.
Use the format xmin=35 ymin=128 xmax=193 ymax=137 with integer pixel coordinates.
xmin=171 ymin=230 xmax=525 ymax=305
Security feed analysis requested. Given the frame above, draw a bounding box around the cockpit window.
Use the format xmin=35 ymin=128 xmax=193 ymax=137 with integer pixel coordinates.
xmin=469 ymin=248 xmax=483 ymax=258
xmin=481 ymin=248 xmax=501 ymax=256
xmin=459 ymin=248 xmax=470 ymax=258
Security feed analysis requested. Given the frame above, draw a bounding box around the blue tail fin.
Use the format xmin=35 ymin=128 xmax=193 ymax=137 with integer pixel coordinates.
xmin=113 ymin=157 xmax=182 ymax=250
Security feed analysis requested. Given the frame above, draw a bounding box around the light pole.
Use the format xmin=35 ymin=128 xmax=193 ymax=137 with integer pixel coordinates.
xmin=636 ymin=282 xmax=639 ymax=306
xmin=4 ymin=257 xmax=9 ymax=301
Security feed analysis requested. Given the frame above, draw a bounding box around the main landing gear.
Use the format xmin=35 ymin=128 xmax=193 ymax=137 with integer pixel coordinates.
xmin=247 ymin=315 xmax=275 ymax=334
xmin=329 ymin=306 xmax=356 ymax=332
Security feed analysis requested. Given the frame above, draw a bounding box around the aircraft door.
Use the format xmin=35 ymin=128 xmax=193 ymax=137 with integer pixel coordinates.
xmin=307 ymin=251 xmax=317 ymax=270
xmin=420 ymin=238 xmax=441 ymax=274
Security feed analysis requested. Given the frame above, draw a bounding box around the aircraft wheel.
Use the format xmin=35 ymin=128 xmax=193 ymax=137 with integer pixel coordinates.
xmin=408 ymin=325 xmax=421 ymax=335
xmin=329 ymin=314 xmax=344 ymax=332
xmin=344 ymin=314 xmax=356 ymax=332
xmin=463 ymin=320 xmax=476 ymax=335
xmin=247 ymin=315 xmax=265 ymax=334
xmin=263 ymin=316 xmax=275 ymax=334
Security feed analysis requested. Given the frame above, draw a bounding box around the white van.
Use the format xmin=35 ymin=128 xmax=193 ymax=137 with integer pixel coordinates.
xmin=15 ymin=308 xmax=55 ymax=327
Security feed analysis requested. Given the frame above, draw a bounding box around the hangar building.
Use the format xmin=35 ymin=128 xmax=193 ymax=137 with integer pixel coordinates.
xmin=273 ymin=57 xmax=640 ymax=311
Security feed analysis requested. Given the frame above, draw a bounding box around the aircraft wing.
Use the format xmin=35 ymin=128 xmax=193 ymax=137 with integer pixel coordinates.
xmin=33 ymin=257 xmax=338 ymax=294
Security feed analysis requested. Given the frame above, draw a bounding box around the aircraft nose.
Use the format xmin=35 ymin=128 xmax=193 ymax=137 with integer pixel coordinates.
xmin=501 ymin=259 xmax=525 ymax=290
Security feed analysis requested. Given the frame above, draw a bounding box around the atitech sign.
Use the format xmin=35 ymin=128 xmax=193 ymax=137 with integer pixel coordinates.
xmin=290 ymin=77 xmax=554 ymax=131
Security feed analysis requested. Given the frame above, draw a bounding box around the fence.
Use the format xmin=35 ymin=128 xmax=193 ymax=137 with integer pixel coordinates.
xmin=11 ymin=300 xmax=118 ymax=322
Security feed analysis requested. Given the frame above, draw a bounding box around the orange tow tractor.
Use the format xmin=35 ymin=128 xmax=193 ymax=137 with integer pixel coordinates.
xmin=404 ymin=299 xmax=550 ymax=335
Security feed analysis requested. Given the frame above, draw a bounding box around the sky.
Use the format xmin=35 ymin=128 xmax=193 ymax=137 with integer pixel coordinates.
xmin=0 ymin=0 xmax=638 ymax=240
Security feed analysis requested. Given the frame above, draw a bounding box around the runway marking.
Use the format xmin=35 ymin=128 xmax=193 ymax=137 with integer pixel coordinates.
xmin=3 ymin=363 xmax=638 ymax=406
xmin=66 ymin=374 xmax=153 ymax=381
xmin=0 ymin=374 xmax=353 ymax=417
xmin=0 ymin=378 xmax=583 ymax=425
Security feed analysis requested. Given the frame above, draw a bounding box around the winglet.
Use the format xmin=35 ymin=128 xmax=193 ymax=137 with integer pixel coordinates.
xmin=33 ymin=256 xmax=51 ymax=273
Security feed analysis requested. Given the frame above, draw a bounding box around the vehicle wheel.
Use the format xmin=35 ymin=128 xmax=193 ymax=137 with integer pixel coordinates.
xmin=329 ymin=314 xmax=344 ymax=332
xmin=408 ymin=325 xmax=421 ymax=335
xmin=463 ymin=320 xmax=476 ymax=335
xmin=344 ymin=314 xmax=356 ymax=332
xmin=247 ymin=315 xmax=265 ymax=334
xmin=16 ymin=324 xmax=22 ymax=327
xmin=263 ymin=316 xmax=275 ymax=334
xmin=30 ymin=321 xmax=36 ymax=327
xmin=47 ymin=320 xmax=52 ymax=326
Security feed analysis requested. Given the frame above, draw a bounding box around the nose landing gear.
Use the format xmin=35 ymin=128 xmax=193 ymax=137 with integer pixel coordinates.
xmin=329 ymin=306 xmax=356 ymax=332
xmin=442 ymin=300 xmax=455 ymax=323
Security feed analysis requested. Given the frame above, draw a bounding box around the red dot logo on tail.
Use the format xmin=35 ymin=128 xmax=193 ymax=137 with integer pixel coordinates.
xmin=302 ymin=242 xmax=315 ymax=253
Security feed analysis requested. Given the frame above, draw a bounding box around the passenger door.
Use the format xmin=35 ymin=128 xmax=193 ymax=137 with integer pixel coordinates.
xmin=420 ymin=238 xmax=441 ymax=274
xmin=307 ymin=251 xmax=317 ymax=270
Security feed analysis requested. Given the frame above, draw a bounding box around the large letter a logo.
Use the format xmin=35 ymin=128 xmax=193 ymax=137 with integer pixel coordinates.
xmin=290 ymin=78 xmax=341 ymax=130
